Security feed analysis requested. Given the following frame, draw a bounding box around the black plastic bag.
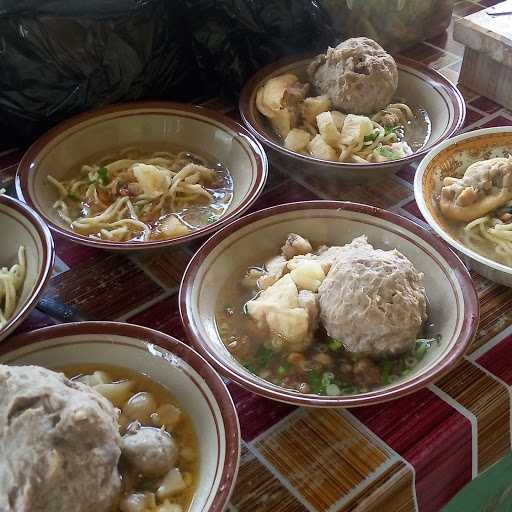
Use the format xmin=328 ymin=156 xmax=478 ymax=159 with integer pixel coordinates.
xmin=182 ymin=0 xmax=338 ymax=99
xmin=0 ymin=0 xmax=201 ymax=148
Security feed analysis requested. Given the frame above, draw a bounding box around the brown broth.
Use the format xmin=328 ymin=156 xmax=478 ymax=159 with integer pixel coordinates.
xmin=53 ymin=144 xmax=233 ymax=242
xmin=61 ymin=363 xmax=199 ymax=511
xmin=216 ymin=263 xmax=439 ymax=395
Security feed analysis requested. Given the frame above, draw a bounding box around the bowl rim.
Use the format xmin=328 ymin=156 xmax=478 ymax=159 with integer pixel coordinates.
xmin=15 ymin=100 xmax=268 ymax=251
xmin=179 ymin=200 xmax=479 ymax=407
xmin=0 ymin=194 xmax=54 ymax=341
xmin=0 ymin=320 xmax=241 ymax=511
xmin=414 ymin=125 xmax=512 ymax=277
xmin=239 ymin=53 xmax=466 ymax=171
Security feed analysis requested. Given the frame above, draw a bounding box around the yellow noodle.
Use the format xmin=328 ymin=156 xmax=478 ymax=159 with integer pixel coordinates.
xmin=0 ymin=246 xmax=26 ymax=329
xmin=48 ymin=148 xmax=225 ymax=242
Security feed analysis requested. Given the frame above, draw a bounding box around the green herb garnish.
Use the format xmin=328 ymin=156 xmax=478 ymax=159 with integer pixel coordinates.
xmin=255 ymin=345 xmax=274 ymax=369
xmin=382 ymin=360 xmax=394 ymax=385
xmin=207 ymin=213 xmax=216 ymax=224
xmin=384 ymin=126 xmax=398 ymax=137
xmin=97 ymin=167 xmax=109 ymax=185
xmin=277 ymin=364 xmax=289 ymax=377
xmin=67 ymin=193 xmax=79 ymax=201
xmin=364 ymin=131 xmax=378 ymax=143
xmin=377 ymin=147 xmax=399 ymax=160
xmin=327 ymin=339 xmax=343 ymax=351
xmin=308 ymin=369 xmax=324 ymax=395
xmin=415 ymin=341 xmax=428 ymax=360
xmin=140 ymin=479 xmax=158 ymax=491
xmin=242 ymin=361 xmax=257 ymax=374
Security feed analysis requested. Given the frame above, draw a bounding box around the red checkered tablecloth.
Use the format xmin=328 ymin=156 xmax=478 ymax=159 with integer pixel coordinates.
xmin=2 ymin=1 xmax=512 ymax=510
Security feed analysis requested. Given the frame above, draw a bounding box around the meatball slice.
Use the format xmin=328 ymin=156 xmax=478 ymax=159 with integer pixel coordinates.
xmin=122 ymin=426 xmax=178 ymax=478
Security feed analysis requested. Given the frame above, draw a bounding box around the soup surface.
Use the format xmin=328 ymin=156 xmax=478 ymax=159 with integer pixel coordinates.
xmin=48 ymin=145 xmax=233 ymax=242
xmin=216 ymin=234 xmax=439 ymax=395
xmin=63 ymin=364 xmax=199 ymax=512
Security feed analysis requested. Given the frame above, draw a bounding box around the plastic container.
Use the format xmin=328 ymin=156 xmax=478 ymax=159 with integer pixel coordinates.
xmin=322 ymin=0 xmax=455 ymax=53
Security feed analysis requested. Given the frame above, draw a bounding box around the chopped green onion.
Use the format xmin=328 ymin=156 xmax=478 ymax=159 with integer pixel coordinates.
xmin=327 ymin=339 xmax=343 ymax=351
xmin=207 ymin=212 xmax=216 ymax=223
xmin=140 ymin=478 xmax=157 ymax=491
xmin=384 ymin=126 xmax=398 ymax=137
xmin=277 ymin=365 xmax=289 ymax=377
xmin=242 ymin=361 xmax=257 ymax=374
xmin=255 ymin=345 xmax=274 ymax=368
xmin=415 ymin=342 xmax=428 ymax=360
xmin=382 ymin=360 xmax=393 ymax=385
xmin=377 ymin=147 xmax=399 ymax=160
xmin=97 ymin=167 xmax=109 ymax=185
xmin=308 ymin=369 xmax=324 ymax=394
xmin=364 ymin=131 xmax=378 ymax=143
xmin=325 ymin=383 xmax=341 ymax=396
xmin=321 ymin=371 xmax=335 ymax=387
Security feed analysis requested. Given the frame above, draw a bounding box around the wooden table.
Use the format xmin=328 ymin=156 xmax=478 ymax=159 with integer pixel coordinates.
xmin=1 ymin=1 xmax=511 ymax=510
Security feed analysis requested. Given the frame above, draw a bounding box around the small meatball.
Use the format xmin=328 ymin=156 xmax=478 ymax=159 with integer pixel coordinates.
xmin=281 ymin=234 xmax=313 ymax=259
xmin=352 ymin=358 xmax=382 ymax=388
xmin=122 ymin=427 xmax=178 ymax=478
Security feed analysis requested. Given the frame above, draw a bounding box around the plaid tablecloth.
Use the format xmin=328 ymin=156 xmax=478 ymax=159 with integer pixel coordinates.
xmin=2 ymin=1 xmax=512 ymax=510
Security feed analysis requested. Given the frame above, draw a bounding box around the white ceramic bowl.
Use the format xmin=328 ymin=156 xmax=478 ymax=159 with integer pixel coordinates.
xmin=0 ymin=194 xmax=54 ymax=341
xmin=239 ymin=55 xmax=465 ymax=183
xmin=16 ymin=101 xmax=268 ymax=251
xmin=415 ymin=127 xmax=512 ymax=287
xmin=0 ymin=321 xmax=240 ymax=511
xmin=180 ymin=201 xmax=478 ymax=407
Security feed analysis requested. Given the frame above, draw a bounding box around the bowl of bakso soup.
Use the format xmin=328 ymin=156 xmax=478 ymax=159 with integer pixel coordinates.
xmin=16 ymin=101 xmax=267 ymax=250
xmin=0 ymin=194 xmax=54 ymax=342
xmin=0 ymin=321 xmax=240 ymax=512
xmin=180 ymin=201 xmax=478 ymax=407
xmin=416 ymin=127 xmax=512 ymax=287
xmin=239 ymin=37 xmax=465 ymax=182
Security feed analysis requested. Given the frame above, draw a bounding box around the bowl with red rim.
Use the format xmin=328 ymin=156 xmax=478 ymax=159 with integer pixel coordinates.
xmin=180 ymin=201 xmax=479 ymax=407
xmin=239 ymin=54 xmax=465 ymax=182
xmin=16 ymin=101 xmax=268 ymax=251
xmin=0 ymin=194 xmax=54 ymax=342
xmin=0 ymin=321 xmax=240 ymax=511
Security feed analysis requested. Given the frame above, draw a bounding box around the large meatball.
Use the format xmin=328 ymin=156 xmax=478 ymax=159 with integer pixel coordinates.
xmin=308 ymin=37 xmax=398 ymax=115
xmin=122 ymin=426 xmax=178 ymax=477
xmin=0 ymin=365 xmax=121 ymax=512
xmin=318 ymin=236 xmax=427 ymax=355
